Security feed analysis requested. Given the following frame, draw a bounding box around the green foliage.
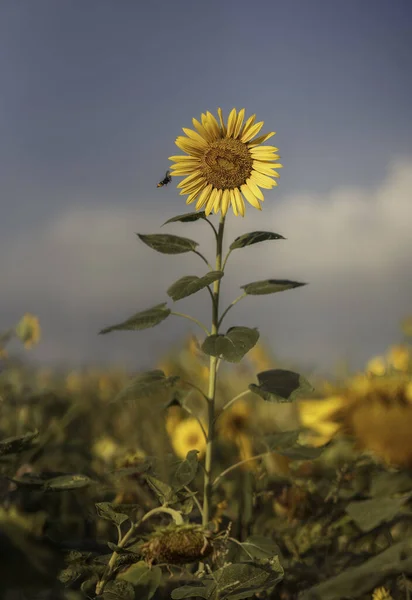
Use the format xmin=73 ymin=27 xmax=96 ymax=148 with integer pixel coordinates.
xmin=241 ymin=279 xmax=306 ymax=295
xmin=171 ymin=557 xmax=284 ymax=599
xmin=114 ymin=370 xmax=180 ymax=403
xmin=345 ymin=495 xmax=411 ymax=533
xmin=167 ymin=272 xmax=223 ymax=301
xmin=249 ymin=368 xmax=314 ymax=402
xmin=171 ymin=450 xmax=199 ymax=491
xmin=0 ymin=430 xmax=39 ymax=456
xmin=117 ymin=561 xmax=162 ymax=599
xmin=229 ymin=230 xmax=285 ymax=250
xmin=137 ymin=233 xmax=199 ymax=254
xmin=201 ymin=326 xmax=259 ymax=363
xmin=162 ymin=211 xmax=207 ymax=225
xmin=99 ymin=303 xmax=171 ymax=334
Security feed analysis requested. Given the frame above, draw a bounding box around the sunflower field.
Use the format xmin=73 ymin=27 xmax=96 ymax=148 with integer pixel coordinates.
xmin=1 ymin=311 xmax=412 ymax=600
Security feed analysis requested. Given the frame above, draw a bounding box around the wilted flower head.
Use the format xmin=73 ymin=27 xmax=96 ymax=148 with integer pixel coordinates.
xmin=141 ymin=523 xmax=213 ymax=565
xmin=169 ymin=108 xmax=282 ymax=217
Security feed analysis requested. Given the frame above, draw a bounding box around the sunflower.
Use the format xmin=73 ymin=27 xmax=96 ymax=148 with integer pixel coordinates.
xmin=169 ymin=108 xmax=282 ymax=217
xmin=15 ymin=313 xmax=41 ymax=349
xmin=299 ymin=371 xmax=412 ymax=468
xmin=170 ymin=417 xmax=206 ymax=459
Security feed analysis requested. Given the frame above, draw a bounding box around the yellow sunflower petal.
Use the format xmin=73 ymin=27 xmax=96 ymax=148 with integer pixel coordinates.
xmin=250 ymin=145 xmax=279 ymax=155
xmin=169 ymin=155 xmax=202 ymax=163
xmin=240 ymin=114 xmax=256 ymax=137
xmin=177 ymin=172 xmax=204 ymax=189
xmin=205 ymin=111 xmax=221 ymax=137
xmin=248 ymin=132 xmax=276 ymax=147
xmin=179 ymin=179 xmax=207 ymax=195
xmin=240 ymin=121 xmax=264 ymax=143
xmin=205 ymin=188 xmax=219 ymax=216
xmin=217 ymin=107 xmax=227 ymax=136
xmin=233 ymin=108 xmax=245 ymax=139
xmin=221 ymin=189 xmax=231 ymax=216
xmin=233 ymin=187 xmax=245 ymax=216
xmin=194 ymin=184 xmax=213 ymax=210
xmin=240 ymin=183 xmax=261 ymax=209
xmin=246 ymin=178 xmax=264 ymax=201
xmin=182 ymin=128 xmax=209 ymax=147
xmin=250 ymin=171 xmax=278 ymax=189
xmin=252 ymin=161 xmax=282 ymax=176
xmin=175 ymin=137 xmax=205 ymax=156
xmin=226 ymin=108 xmax=237 ymax=138
xmin=212 ymin=189 xmax=223 ymax=213
xmin=185 ymin=189 xmax=203 ymax=205
xmin=192 ymin=118 xmax=215 ymax=142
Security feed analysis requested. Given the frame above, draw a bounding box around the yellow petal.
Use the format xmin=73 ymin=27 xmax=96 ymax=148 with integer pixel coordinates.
xmin=241 ymin=114 xmax=256 ymax=137
xmin=233 ymin=187 xmax=245 ymax=216
xmin=233 ymin=108 xmax=245 ymax=139
xmin=179 ymin=179 xmax=207 ymax=195
xmin=205 ymin=111 xmax=221 ymax=137
xmin=253 ymin=161 xmax=282 ymax=176
xmin=221 ymin=189 xmax=230 ymax=216
xmin=241 ymin=121 xmax=264 ymax=143
xmin=250 ymin=145 xmax=279 ymax=154
xmin=185 ymin=189 xmax=203 ymax=205
xmin=205 ymin=188 xmax=219 ymax=216
xmin=192 ymin=118 xmax=214 ymax=142
xmin=245 ymin=178 xmax=264 ymax=201
xmin=212 ymin=189 xmax=223 ymax=213
xmin=195 ymin=184 xmax=213 ymax=210
xmin=169 ymin=155 xmax=202 ymax=163
xmin=240 ymin=183 xmax=261 ymax=209
xmin=250 ymin=171 xmax=277 ymax=189
xmin=226 ymin=108 xmax=237 ymax=138
xmin=182 ymin=128 xmax=208 ymax=147
xmin=217 ymin=107 xmax=227 ymax=136
xmin=248 ymin=132 xmax=276 ymax=147
xmin=177 ymin=172 xmax=204 ymax=189
xmin=175 ymin=137 xmax=205 ymax=156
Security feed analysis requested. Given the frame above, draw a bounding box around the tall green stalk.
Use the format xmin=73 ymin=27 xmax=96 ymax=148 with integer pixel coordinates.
xmin=202 ymin=214 xmax=226 ymax=527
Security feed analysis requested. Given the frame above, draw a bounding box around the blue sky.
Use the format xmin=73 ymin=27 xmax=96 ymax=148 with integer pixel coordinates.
xmin=1 ymin=0 xmax=411 ymax=375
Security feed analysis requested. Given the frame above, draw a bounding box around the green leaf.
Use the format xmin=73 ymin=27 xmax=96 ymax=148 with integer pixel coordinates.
xmin=213 ymin=558 xmax=284 ymax=600
xmin=276 ymin=445 xmax=326 ymax=460
xmin=114 ymin=370 xmax=180 ymax=403
xmin=230 ymin=536 xmax=282 ymax=562
xmin=345 ymin=496 xmax=411 ymax=533
xmin=167 ymin=271 xmax=223 ymax=301
xmin=300 ymin=539 xmax=412 ymax=600
xmin=201 ymin=326 xmax=259 ymax=363
xmin=171 ymin=450 xmax=199 ymax=491
xmin=249 ymin=369 xmax=314 ymax=403
xmin=241 ymin=279 xmax=307 ymax=295
xmin=102 ymin=580 xmax=135 ymax=600
xmin=370 ymin=470 xmax=412 ymax=497
xmin=95 ymin=503 xmax=130 ymax=526
xmin=171 ymin=584 xmax=211 ymax=599
xmin=117 ymin=561 xmax=162 ymax=600
xmin=0 ymin=430 xmax=39 ymax=456
xmin=99 ymin=303 xmax=171 ymax=334
xmin=162 ymin=211 xmax=207 ymax=225
xmin=145 ymin=475 xmax=176 ymax=505
xmin=263 ymin=431 xmax=301 ymax=449
xmin=137 ymin=233 xmax=198 ymax=254
xmin=230 ymin=231 xmax=285 ymax=250
xmin=45 ymin=474 xmax=93 ymax=491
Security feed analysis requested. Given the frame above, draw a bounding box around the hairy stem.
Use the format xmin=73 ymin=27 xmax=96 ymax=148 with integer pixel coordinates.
xmin=202 ymin=214 xmax=226 ymax=528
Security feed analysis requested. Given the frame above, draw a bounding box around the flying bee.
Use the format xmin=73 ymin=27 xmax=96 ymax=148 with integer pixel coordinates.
xmin=157 ymin=170 xmax=172 ymax=188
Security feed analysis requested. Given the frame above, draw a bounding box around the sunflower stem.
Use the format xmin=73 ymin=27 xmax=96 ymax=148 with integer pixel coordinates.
xmin=202 ymin=214 xmax=226 ymax=529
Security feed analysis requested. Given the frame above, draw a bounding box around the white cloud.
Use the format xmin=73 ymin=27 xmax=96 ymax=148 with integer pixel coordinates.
xmin=1 ymin=157 xmax=411 ymax=373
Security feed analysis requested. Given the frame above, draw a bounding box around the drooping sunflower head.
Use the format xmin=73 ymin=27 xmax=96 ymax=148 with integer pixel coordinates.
xmin=169 ymin=108 xmax=282 ymax=217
